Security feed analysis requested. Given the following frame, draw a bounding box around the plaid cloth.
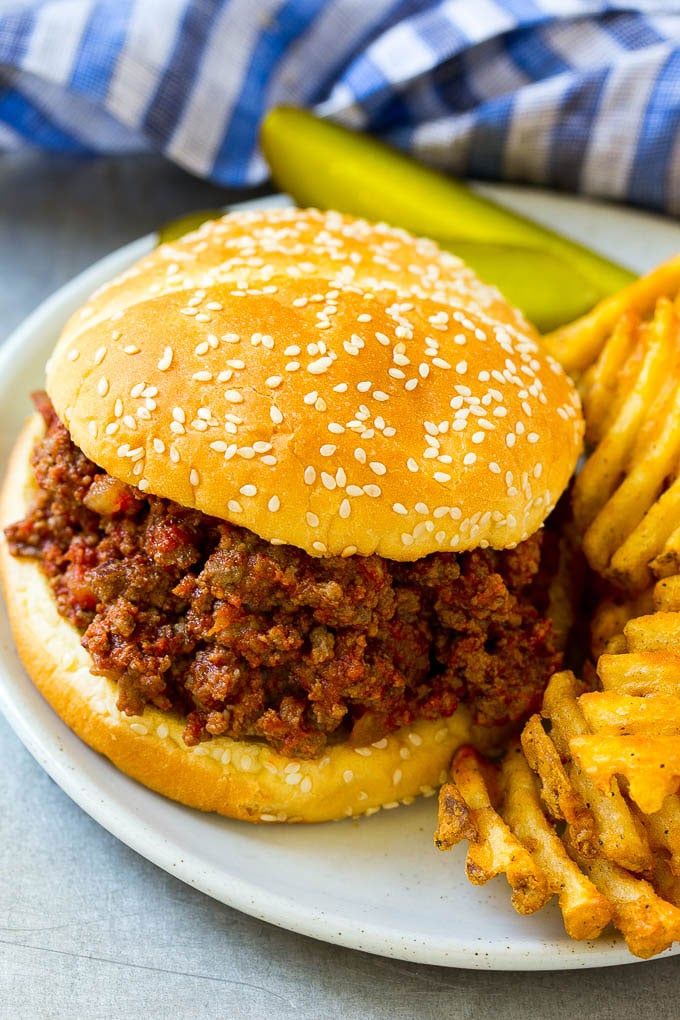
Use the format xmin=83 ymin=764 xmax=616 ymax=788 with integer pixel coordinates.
xmin=1 ymin=1 xmax=679 ymax=213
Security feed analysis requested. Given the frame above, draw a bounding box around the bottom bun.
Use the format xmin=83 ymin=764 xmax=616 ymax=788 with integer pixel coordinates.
xmin=0 ymin=415 xmax=491 ymax=823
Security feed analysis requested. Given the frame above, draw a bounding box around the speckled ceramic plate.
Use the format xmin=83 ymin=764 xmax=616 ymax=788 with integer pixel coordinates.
xmin=1 ymin=190 xmax=679 ymax=970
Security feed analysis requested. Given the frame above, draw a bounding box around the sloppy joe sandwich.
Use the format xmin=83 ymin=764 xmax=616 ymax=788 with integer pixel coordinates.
xmin=0 ymin=207 xmax=583 ymax=822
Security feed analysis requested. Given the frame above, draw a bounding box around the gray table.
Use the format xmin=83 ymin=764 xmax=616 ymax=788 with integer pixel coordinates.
xmin=1 ymin=153 xmax=678 ymax=1020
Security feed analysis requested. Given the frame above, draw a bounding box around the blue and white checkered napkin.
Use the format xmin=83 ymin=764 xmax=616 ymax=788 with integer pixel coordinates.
xmin=1 ymin=1 xmax=679 ymax=213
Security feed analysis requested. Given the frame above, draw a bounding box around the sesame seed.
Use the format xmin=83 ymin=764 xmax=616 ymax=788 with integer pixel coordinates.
xmin=67 ymin=349 xmax=80 ymax=362
xmin=489 ymin=461 xmax=501 ymax=474
xmin=240 ymin=484 xmax=257 ymax=497
xmin=312 ymin=541 xmax=327 ymax=553
xmin=93 ymin=346 xmax=107 ymax=366
xmin=373 ymin=390 xmax=389 ymax=402
xmin=308 ymin=356 xmax=332 ymax=374
xmin=97 ymin=377 xmax=109 ymax=396
xmin=306 ymin=512 xmax=319 ymax=527
xmin=222 ymin=332 xmax=240 ymax=343
xmin=304 ymin=466 xmax=316 ymax=485
xmin=190 ymin=469 xmax=200 ymax=486
xmin=363 ymin=484 xmax=381 ymax=497
xmin=392 ymin=503 xmax=408 ymax=515
xmin=153 ymin=438 xmax=165 ymax=454
xmin=268 ymin=495 xmax=280 ymax=512
xmin=339 ymin=499 xmax=351 ymax=519
xmin=270 ymin=406 xmax=283 ymax=424
xmin=435 ymin=470 xmax=452 ymax=482
xmin=375 ymin=332 xmax=390 ymax=346
xmin=227 ymin=499 xmax=243 ymax=514
xmin=369 ymin=461 xmax=386 ymax=475
xmin=506 ymin=433 xmax=516 ymax=448
xmin=343 ymin=770 xmax=354 ymax=784
xmin=157 ymin=346 xmax=173 ymax=371
xmin=528 ymin=432 xmax=540 ymax=444
xmin=286 ymin=361 xmax=300 ymax=372
xmin=405 ymin=378 xmax=418 ymax=391
xmin=225 ymin=390 xmax=244 ymax=404
xmin=321 ymin=472 xmax=336 ymax=490
xmin=320 ymin=444 xmax=336 ymax=457
xmin=407 ymin=457 xmax=419 ymax=473
xmin=265 ymin=376 xmax=283 ymax=388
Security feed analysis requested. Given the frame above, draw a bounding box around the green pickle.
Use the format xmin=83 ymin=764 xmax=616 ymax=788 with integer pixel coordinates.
xmin=261 ymin=107 xmax=635 ymax=330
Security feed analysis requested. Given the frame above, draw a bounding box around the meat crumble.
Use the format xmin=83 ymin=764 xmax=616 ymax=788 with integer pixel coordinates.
xmin=5 ymin=394 xmax=562 ymax=758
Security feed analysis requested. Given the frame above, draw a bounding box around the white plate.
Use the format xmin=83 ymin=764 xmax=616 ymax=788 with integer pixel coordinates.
xmin=1 ymin=189 xmax=679 ymax=971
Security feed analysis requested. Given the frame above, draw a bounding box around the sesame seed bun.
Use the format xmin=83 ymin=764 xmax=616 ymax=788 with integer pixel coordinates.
xmin=45 ymin=207 xmax=583 ymax=559
xmin=0 ymin=414 xmax=487 ymax=824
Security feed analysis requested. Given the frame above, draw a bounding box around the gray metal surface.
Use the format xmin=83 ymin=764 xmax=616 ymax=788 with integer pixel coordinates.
xmin=1 ymin=153 xmax=678 ymax=1019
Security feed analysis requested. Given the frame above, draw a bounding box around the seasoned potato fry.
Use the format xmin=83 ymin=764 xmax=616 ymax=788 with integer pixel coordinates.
xmin=543 ymin=253 xmax=680 ymax=377
xmin=571 ymin=845 xmax=680 ymax=959
xmin=542 ymin=672 xmax=653 ymax=873
xmin=520 ymin=714 xmax=596 ymax=856
xmin=571 ymin=734 xmax=680 ymax=815
xmin=435 ymin=783 xmax=476 ymax=850
xmin=598 ymin=650 xmax=680 ymax=695
xmin=640 ymin=796 xmax=680 ymax=877
xmin=579 ymin=691 xmax=680 ymax=735
xmin=625 ymin=611 xmax=680 ymax=651
xmin=435 ymin=748 xmax=549 ymax=914
xmin=654 ymin=859 xmax=680 ymax=907
xmin=501 ymin=745 xmax=611 ymax=941
xmin=653 ymin=574 xmax=680 ymax=612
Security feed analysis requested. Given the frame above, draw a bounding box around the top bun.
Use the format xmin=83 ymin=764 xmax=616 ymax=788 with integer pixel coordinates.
xmin=46 ymin=207 xmax=583 ymax=559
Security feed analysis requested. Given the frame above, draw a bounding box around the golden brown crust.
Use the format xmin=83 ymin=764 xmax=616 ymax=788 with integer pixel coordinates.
xmin=45 ymin=207 xmax=583 ymax=559
xmin=0 ymin=415 xmax=476 ymax=823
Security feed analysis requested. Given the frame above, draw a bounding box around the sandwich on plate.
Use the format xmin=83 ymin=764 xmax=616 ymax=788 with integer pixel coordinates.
xmin=0 ymin=207 xmax=583 ymax=822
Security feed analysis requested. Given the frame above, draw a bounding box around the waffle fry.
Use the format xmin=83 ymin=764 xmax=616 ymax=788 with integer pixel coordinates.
xmin=640 ymin=796 xmax=680 ymax=877
xmin=435 ymin=254 xmax=680 ymax=959
xmin=569 ymin=843 xmax=680 ymax=959
xmin=520 ymin=714 xmax=596 ymax=857
xmin=500 ymin=745 xmax=611 ymax=941
xmin=572 ymin=298 xmax=680 ymax=590
xmin=435 ymin=748 xmax=549 ymax=914
xmin=541 ymin=672 xmax=653 ymax=873
xmin=543 ymin=253 xmax=680 ymax=378
xmin=434 ymin=663 xmax=680 ymax=956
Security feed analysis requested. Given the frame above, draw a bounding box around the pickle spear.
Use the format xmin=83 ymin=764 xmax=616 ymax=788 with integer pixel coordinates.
xmin=441 ymin=241 xmax=600 ymax=331
xmin=261 ymin=107 xmax=635 ymax=327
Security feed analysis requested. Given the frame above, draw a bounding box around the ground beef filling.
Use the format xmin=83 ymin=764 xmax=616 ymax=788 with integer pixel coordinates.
xmin=5 ymin=395 xmax=562 ymax=758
